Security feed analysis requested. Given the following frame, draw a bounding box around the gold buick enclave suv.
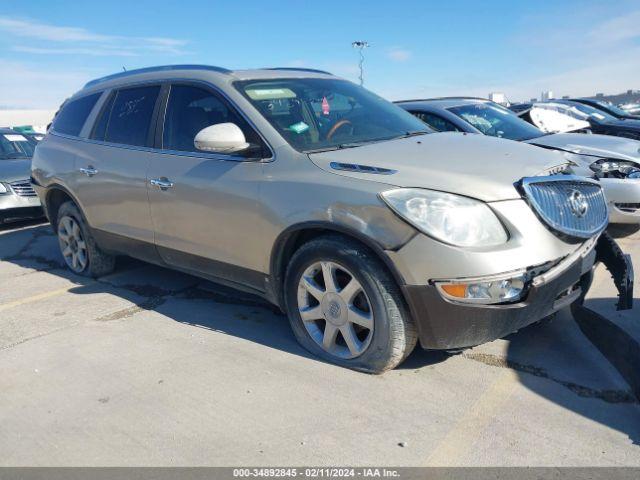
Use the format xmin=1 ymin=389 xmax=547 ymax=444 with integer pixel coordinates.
xmin=31 ymin=65 xmax=632 ymax=372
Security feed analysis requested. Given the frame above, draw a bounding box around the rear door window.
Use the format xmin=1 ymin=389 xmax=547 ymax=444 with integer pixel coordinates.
xmin=104 ymin=86 xmax=161 ymax=147
xmin=53 ymin=93 xmax=102 ymax=136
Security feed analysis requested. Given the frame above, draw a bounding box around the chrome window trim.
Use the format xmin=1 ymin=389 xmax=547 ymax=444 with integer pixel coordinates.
xmin=50 ymin=131 xmax=261 ymax=163
xmin=50 ymin=77 xmax=275 ymax=163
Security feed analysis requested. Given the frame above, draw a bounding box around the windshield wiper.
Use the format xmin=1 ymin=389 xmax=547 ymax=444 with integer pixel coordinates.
xmin=400 ymin=130 xmax=430 ymax=138
xmin=305 ymin=140 xmax=378 ymax=153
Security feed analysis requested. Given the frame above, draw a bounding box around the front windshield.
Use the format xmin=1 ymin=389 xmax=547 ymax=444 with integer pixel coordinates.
xmin=236 ymin=78 xmax=430 ymax=152
xmin=0 ymin=132 xmax=35 ymax=160
xmin=564 ymin=102 xmax=617 ymax=122
xmin=448 ymin=102 xmax=544 ymax=141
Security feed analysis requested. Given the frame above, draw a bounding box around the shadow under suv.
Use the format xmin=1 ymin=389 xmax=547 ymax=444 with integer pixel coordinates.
xmin=31 ymin=65 xmax=632 ymax=372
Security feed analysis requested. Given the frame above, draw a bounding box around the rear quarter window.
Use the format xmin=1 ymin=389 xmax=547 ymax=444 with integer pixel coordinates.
xmin=53 ymin=93 xmax=102 ymax=136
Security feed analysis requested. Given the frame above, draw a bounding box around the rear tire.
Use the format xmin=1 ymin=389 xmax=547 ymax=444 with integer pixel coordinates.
xmin=284 ymin=235 xmax=417 ymax=373
xmin=56 ymin=201 xmax=115 ymax=278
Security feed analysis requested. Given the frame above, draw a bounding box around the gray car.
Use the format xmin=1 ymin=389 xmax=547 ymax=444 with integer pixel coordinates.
xmin=396 ymin=98 xmax=640 ymax=224
xmin=0 ymin=128 xmax=42 ymax=223
xmin=31 ymin=65 xmax=632 ymax=372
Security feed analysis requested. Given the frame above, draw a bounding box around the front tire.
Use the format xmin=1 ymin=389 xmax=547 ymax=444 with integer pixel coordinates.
xmin=284 ymin=236 xmax=417 ymax=373
xmin=56 ymin=201 xmax=115 ymax=278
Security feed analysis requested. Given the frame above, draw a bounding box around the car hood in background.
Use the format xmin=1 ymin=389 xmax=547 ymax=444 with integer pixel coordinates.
xmin=525 ymin=133 xmax=640 ymax=163
xmin=600 ymin=118 xmax=640 ymax=130
xmin=308 ymin=133 xmax=568 ymax=202
xmin=0 ymin=159 xmax=33 ymax=183
xmin=526 ymin=107 xmax=591 ymax=133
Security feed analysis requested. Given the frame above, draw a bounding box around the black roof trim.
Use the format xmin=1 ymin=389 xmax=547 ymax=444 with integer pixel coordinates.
xmin=84 ymin=64 xmax=232 ymax=88
xmin=265 ymin=67 xmax=333 ymax=75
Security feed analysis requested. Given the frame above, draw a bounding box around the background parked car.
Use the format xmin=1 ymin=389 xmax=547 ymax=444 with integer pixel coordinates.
xmin=513 ymin=100 xmax=640 ymax=140
xmin=397 ymin=98 xmax=640 ymax=224
xmin=510 ymin=102 xmax=592 ymax=133
xmin=0 ymin=128 xmax=43 ymax=223
xmin=571 ymin=98 xmax=640 ymax=121
xmin=621 ymin=103 xmax=640 ymax=115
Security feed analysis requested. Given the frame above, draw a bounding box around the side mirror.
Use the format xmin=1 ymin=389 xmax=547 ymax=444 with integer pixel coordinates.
xmin=194 ymin=123 xmax=249 ymax=154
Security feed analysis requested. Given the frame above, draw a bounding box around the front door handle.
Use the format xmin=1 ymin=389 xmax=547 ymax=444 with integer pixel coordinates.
xmin=79 ymin=166 xmax=98 ymax=177
xmin=150 ymin=178 xmax=174 ymax=190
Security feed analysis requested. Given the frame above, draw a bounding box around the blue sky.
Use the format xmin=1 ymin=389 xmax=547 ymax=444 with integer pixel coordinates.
xmin=1 ymin=0 xmax=639 ymax=109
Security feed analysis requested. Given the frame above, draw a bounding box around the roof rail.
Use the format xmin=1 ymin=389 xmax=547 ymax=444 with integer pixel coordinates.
xmin=265 ymin=67 xmax=333 ymax=75
xmin=84 ymin=64 xmax=232 ymax=88
xmin=394 ymin=96 xmax=489 ymax=103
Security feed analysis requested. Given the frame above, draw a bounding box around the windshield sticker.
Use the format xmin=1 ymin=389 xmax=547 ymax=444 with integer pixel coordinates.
xmin=288 ymin=121 xmax=309 ymax=134
xmin=3 ymin=134 xmax=28 ymax=142
xmin=246 ymin=88 xmax=296 ymax=100
xmin=322 ymin=96 xmax=330 ymax=115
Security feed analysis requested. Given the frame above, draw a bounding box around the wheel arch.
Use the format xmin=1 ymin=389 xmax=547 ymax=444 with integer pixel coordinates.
xmin=269 ymin=221 xmax=408 ymax=310
xmin=43 ymin=184 xmax=84 ymax=233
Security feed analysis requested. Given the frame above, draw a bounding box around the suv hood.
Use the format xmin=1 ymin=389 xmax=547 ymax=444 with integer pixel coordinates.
xmin=0 ymin=159 xmax=33 ymax=183
xmin=525 ymin=133 xmax=640 ymax=163
xmin=308 ymin=132 xmax=568 ymax=202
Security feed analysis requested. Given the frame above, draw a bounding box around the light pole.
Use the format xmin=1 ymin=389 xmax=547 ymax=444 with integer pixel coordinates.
xmin=352 ymin=41 xmax=370 ymax=86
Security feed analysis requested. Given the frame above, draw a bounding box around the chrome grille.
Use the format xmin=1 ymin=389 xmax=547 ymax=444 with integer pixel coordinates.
xmin=9 ymin=180 xmax=37 ymax=197
xmin=521 ymin=176 xmax=608 ymax=239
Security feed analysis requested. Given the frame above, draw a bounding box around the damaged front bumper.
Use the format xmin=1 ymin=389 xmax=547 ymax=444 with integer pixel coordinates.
xmin=402 ymin=232 xmax=633 ymax=350
xmin=595 ymin=231 xmax=634 ymax=310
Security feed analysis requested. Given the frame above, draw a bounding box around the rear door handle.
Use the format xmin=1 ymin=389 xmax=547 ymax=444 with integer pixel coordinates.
xmin=79 ymin=166 xmax=98 ymax=177
xmin=150 ymin=178 xmax=174 ymax=190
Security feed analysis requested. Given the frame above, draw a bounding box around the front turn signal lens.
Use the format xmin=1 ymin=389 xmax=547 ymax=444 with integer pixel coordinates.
xmin=440 ymin=284 xmax=467 ymax=298
xmin=435 ymin=273 xmax=527 ymax=305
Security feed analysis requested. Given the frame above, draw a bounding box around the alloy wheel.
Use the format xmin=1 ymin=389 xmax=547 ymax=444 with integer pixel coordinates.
xmin=58 ymin=216 xmax=88 ymax=273
xmin=296 ymin=261 xmax=374 ymax=359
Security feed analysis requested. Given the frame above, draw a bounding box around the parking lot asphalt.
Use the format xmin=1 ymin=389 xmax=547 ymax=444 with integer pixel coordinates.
xmin=1 ymin=220 xmax=639 ymax=466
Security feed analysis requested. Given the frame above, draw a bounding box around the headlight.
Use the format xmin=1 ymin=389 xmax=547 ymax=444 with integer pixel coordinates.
xmin=435 ymin=271 xmax=528 ymax=304
xmin=589 ymin=158 xmax=640 ymax=179
xmin=380 ymin=188 xmax=508 ymax=247
xmin=0 ymin=183 xmax=8 ymax=194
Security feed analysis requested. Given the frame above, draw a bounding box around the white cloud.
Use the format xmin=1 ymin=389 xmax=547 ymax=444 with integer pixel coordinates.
xmin=589 ymin=10 xmax=640 ymax=44
xmin=386 ymin=48 xmax=411 ymax=62
xmin=0 ymin=60 xmax=97 ymax=109
xmin=0 ymin=16 xmax=188 ymax=56
xmin=12 ymin=46 xmax=139 ymax=57
xmin=0 ymin=17 xmax=112 ymax=42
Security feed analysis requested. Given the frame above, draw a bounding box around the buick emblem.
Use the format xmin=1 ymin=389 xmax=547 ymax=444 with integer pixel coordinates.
xmin=328 ymin=301 xmax=341 ymax=318
xmin=568 ymin=190 xmax=588 ymax=218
